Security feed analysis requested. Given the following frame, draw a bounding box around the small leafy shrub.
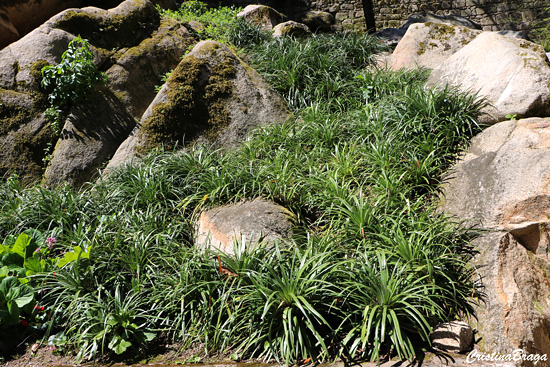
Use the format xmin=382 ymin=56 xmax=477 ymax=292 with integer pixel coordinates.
xmin=0 ymin=229 xmax=57 ymax=282
xmin=41 ymin=35 xmax=107 ymax=135
xmin=160 ymin=1 xmax=264 ymax=47
xmin=178 ymin=0 xmax=208 ymax=14
xmin=154 ymin=70 xmax=172 ymax=92
xmin=0 ymin=229 xmax=59 ymax=358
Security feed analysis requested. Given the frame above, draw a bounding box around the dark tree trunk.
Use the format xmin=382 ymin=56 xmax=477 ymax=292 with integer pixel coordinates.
xmin=362 ymin=0 xmax=376 ymax=33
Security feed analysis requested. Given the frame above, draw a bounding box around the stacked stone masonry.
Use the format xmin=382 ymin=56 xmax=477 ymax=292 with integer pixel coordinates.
xmin=217 ymin=0 xmax=550 ymax=33
xmin=372 ymin=0 xmax=550 ymax=31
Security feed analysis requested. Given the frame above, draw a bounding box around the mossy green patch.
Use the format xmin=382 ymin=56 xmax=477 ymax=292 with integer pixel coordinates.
xmin=28 ymin=59 xmax=50 ymax=85
xmin=416 ymin=23 xmax=476 ymax=55
xmin=0 ymin=82 xmax=55 ymax=185
xmin=1 ymin=122 xmax=56 ymax=186
xmin=0 ymin=101 xmax=32 ymax=136
xmin=426 ymin=22 xmax=457 ymax=41
xmin=417 ymin=41 xmax=426 ymax=55
xmin=136 ymin=47 xmax=237 ymax=155
xmin=0 ymin=88 xmax=47 ymax=134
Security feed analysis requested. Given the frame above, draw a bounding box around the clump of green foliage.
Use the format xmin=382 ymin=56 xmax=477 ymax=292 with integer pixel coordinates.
xmin=0 ymin=4 xmax=488 ymax=365
xmin=159 ymin=1 xmax=270 ymax=48
xmin=0 ymin=229 xmax=57 ymax=360
xmin=248 ymin=33 xmax=388 ymax=111
xmin=41 ymin=35 xmax=107 ymax=136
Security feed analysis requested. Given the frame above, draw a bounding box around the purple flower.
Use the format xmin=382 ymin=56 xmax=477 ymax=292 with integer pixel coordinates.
xmin=34 ymin=248 xmax=40 ymax=253
xmin=46 ymin=237 xmax=56 ymax=245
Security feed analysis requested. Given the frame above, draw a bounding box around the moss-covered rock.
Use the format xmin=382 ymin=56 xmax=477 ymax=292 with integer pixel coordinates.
xmin=50 ymin=0 xmax=160 ymax=50
xmin=272 ymin=21 xmax=311 ymax=38
xmin=0 ymin=0 xmax=194 ymax=186
xmin=0 ymin=27 xmax=74 ymax=91
xmin=106 ymin=40 xmax=291 ymax=170
xmin=0 ymin=89 xmax=54 ymax=185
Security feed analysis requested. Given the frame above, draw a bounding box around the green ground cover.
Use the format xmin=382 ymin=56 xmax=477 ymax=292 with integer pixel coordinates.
xmin=0 ymin=1 xmax=487 ymax=364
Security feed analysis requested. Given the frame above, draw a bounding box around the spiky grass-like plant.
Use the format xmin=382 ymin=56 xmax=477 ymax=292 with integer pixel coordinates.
xmin=0 ymin=27 xmax=488 ymax=363
xmin=249 ymin=33 xmax=387 ymax=111
xmin=342 ymin=252 xmax=446 ymax=362
xmin=228 ymin=241 xmax=344 ymax=365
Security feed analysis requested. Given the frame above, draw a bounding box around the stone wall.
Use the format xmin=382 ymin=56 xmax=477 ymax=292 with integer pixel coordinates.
xmin=304 ymin=0 xmax=369 ymax=32
xmin=372 ymin=0 xmax=550 ymax=32
xmin=217 ymin=0 xmax=550 ymax=33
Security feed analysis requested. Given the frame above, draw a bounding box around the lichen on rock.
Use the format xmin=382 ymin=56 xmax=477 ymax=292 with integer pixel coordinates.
xmin=389 ymin=22 xmax=480 ymax=70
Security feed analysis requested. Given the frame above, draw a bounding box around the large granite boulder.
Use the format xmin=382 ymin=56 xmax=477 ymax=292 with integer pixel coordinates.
xmin=237 ymin=4 xmax=286 ymax=31
xmin=388 ymin=22 xmax=480 ymax=70
xmin=0 ymin=0 xmax=194 ymax=185
xmin=106 ymin=40 xmax=291 ymax=170
xmin=0 ymin=0 xmax=178 ymax=50
xmin=427 ymin=32 xmax=550 ymax=124
xmin=440 ymin=117 xmax=550 ymax=365
xmin=441 ymin=118 xmax=550 ymax=229
xmin=0 ymin=24 xmax=74 ymax=183
xmin=195 ymin=198 xmax=294 ymax=255
xmin=48 ymin=0 xmax=160 ymax=50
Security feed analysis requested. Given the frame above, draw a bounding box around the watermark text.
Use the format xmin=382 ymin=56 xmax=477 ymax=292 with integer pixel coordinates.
xmin=467 ymin=349 xmax=547 ymax=365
